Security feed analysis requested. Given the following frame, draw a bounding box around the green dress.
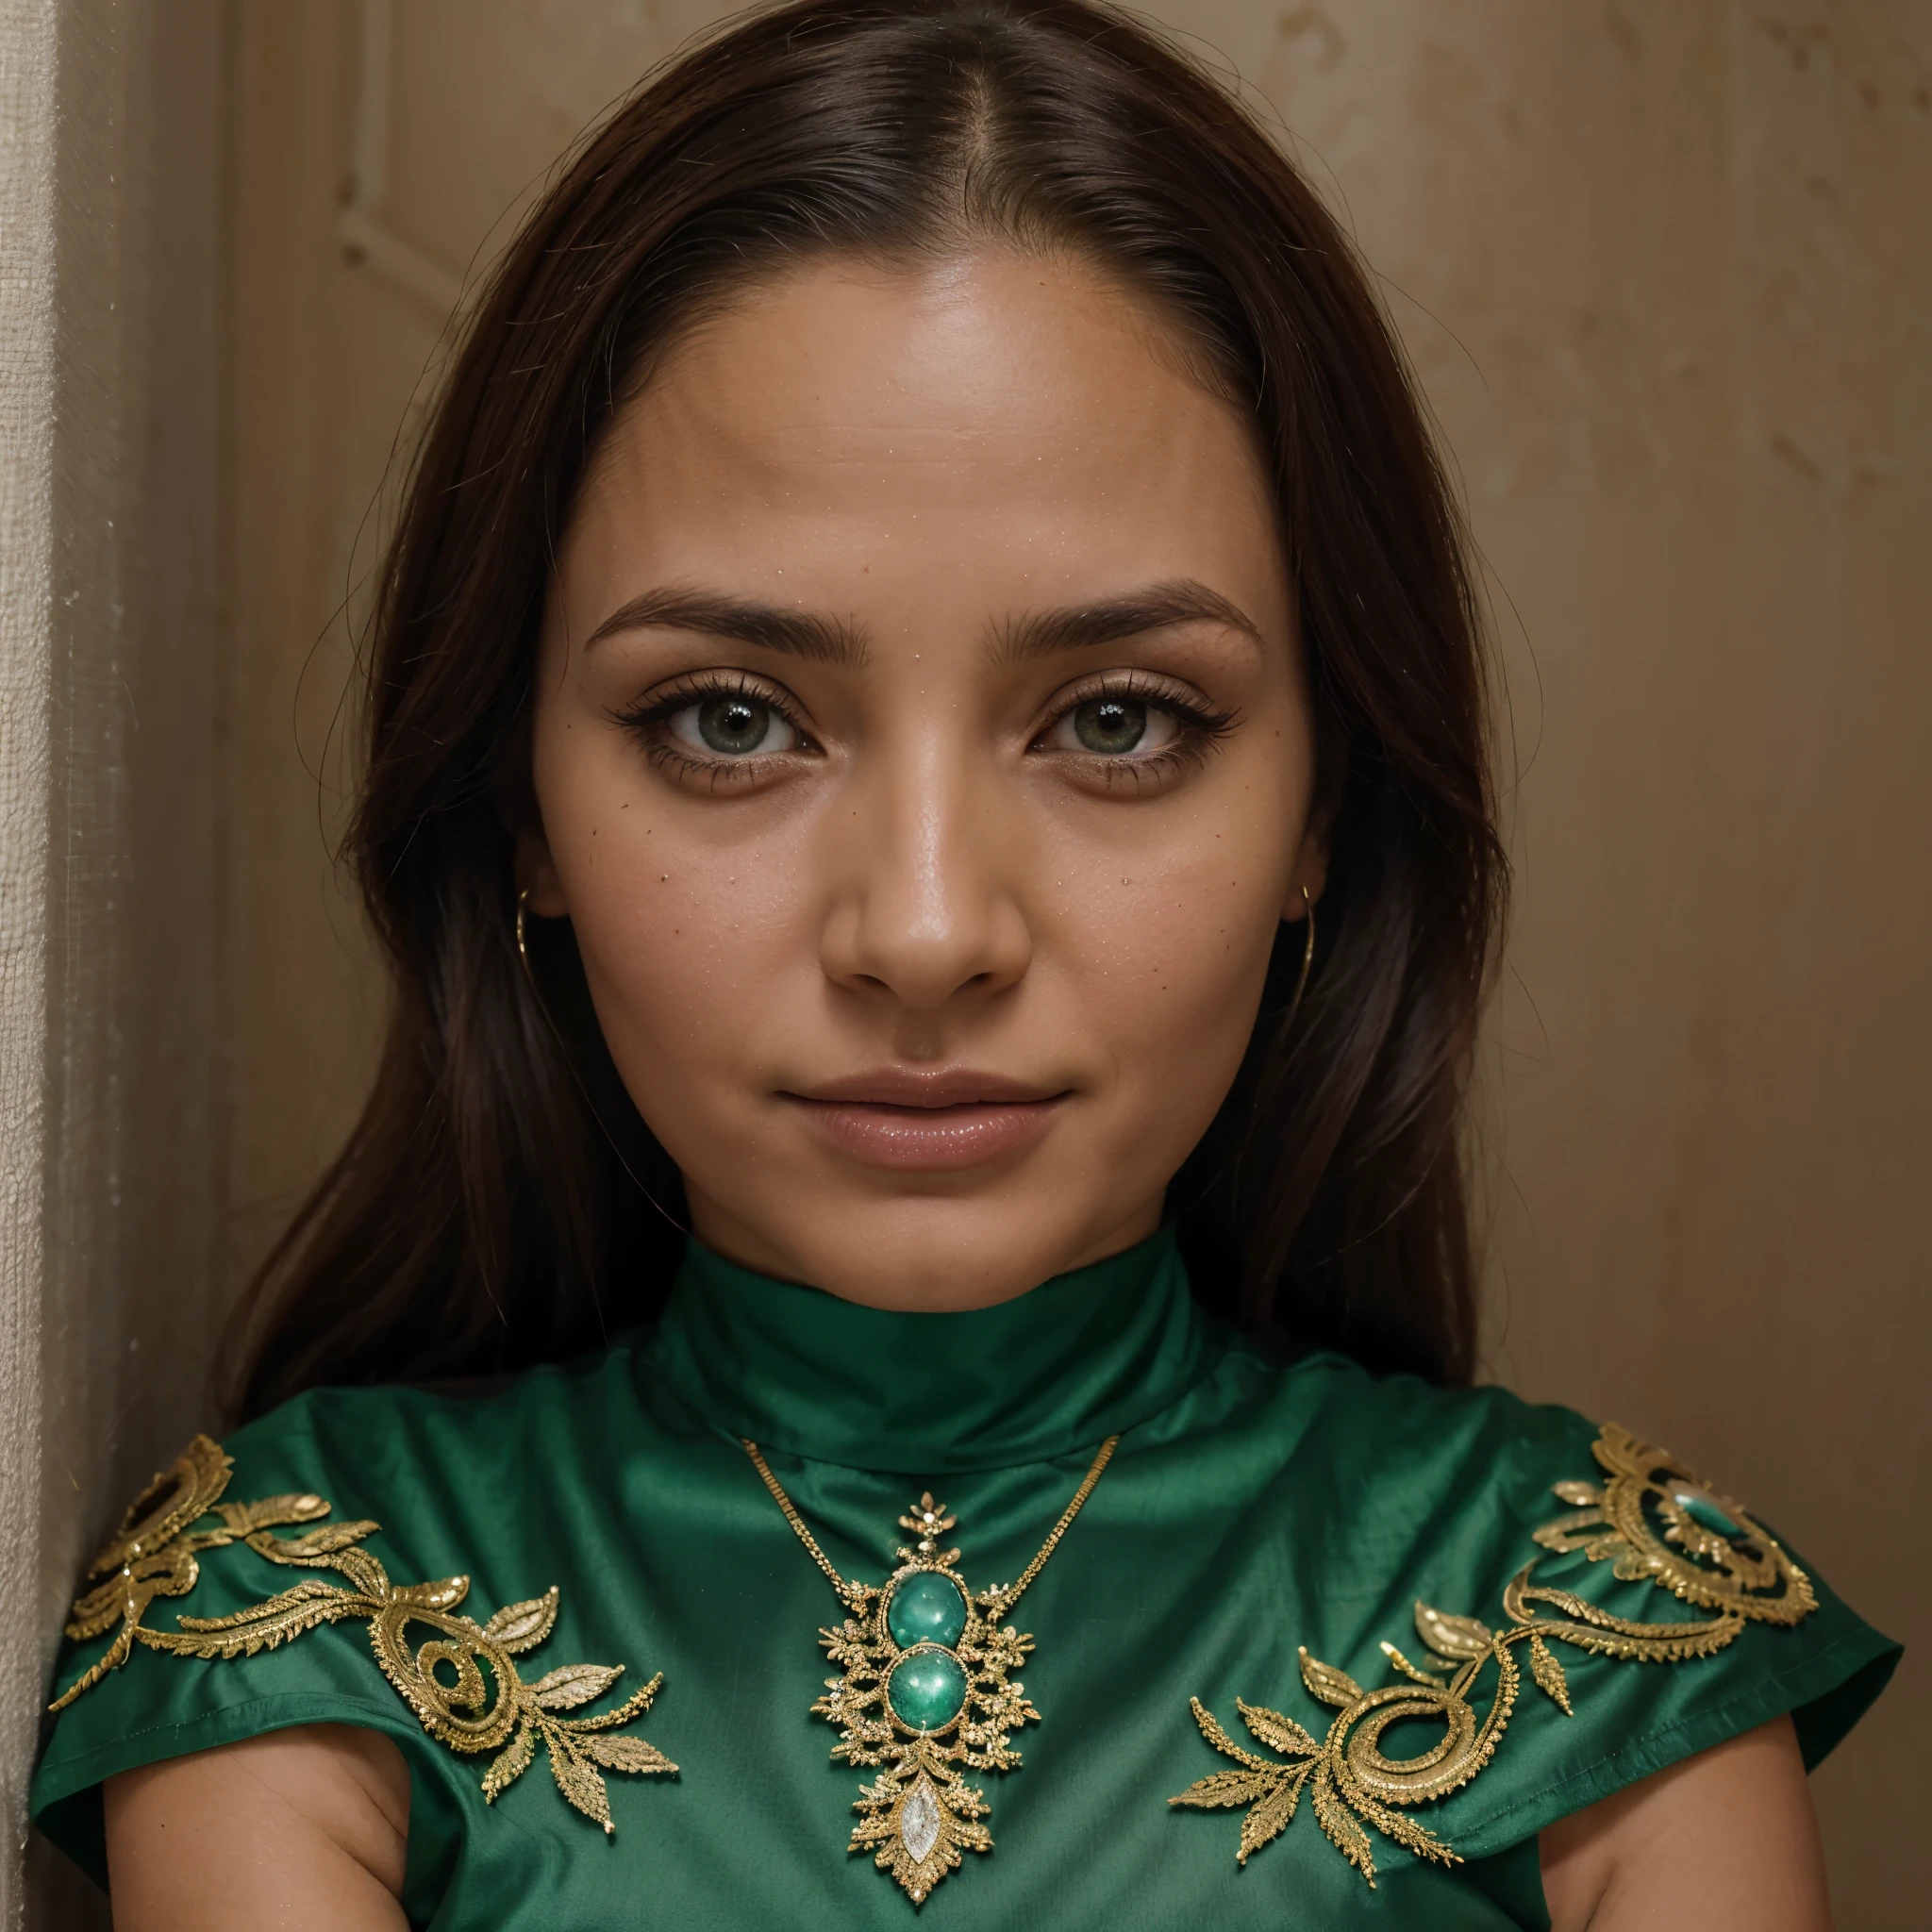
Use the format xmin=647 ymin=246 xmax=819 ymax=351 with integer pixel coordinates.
xmin=32 ymin=1231 xmax=1896 ymax=1929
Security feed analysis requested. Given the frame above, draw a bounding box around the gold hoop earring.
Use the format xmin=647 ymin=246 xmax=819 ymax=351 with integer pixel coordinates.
xmin=1281 ymin=885 xmax=1316 ymax=1033
xmin=515 ymin=888 xmax=535 ymax=987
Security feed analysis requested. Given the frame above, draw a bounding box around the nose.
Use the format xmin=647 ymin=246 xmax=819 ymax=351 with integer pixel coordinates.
xmin=818 ymin=748 xmax=1033 ymax=1011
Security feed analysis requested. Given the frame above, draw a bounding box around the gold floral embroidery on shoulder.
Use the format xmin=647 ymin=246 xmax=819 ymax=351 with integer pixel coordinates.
xmin=1172 ymin=1423 xmax=1815 ymax=1885
xmin=52 ymin=1434 xmax=675 ymax=1833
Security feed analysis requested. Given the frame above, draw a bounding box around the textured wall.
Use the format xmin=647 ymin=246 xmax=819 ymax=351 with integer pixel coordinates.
xmin=0 ymin=4 xmax=59 ymax=1924
xmin=5 ymin=4 xmax=227 ymax=1926
xmin=34 ymin=0 xmax=1924 ymax=1924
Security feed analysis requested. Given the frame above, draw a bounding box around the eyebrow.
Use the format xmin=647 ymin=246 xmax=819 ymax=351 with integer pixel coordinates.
xmin=582 ymin=576 xmax=1262 ymax=669
xmin=583 ymin=587 xmax=869 ymax=667
xmin=992 ymin=579 xmax=1265 ymax=662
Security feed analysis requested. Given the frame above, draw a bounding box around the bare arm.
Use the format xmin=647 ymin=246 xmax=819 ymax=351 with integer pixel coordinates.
xmin=105 ymin=1724 xmax=410 ymax=1932
xmin=1541 ymin=1716 xmax=1830 ymax=1932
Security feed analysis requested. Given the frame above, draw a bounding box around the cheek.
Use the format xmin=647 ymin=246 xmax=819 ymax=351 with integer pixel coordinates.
xmin=1041 ymin=828 xmax=1290 ymax=1097
xmin=534 ymin=744 xmax=816 ymax=1086
xmin=575 ymin=855 xmax=810 ymax=1072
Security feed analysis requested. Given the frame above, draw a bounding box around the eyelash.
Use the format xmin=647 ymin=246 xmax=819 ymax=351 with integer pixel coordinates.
xmin=610 ymin=672 xmax=815 ymax=789
xmin=610 ymin=668 xmax=1240 ymax=790
xmin=1033 ymin=672 xmax=1240 ymax=790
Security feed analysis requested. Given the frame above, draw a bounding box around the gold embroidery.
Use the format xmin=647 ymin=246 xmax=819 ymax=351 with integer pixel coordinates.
xmin=52 ymin=1435 xmax=675 ymax=1833
xmin=1531 ymin=1421 xmax=1815 ymax=1624
xmin=1173 ymin=1423 xmax=1816 ymax=1884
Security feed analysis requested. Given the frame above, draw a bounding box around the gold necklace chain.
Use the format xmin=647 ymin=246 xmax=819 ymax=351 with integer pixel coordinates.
xmin=742 ymin=1434 xmax=1118 ymax=1612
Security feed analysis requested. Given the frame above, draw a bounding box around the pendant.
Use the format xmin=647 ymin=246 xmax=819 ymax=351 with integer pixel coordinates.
xmin=813 ymin=1491 xmax=1038 ymax=1905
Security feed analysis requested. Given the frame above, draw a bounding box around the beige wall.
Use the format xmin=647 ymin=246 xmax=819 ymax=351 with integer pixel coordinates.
xmin=8 ymin=3 xmax=231 ymax=1924
xmin=183 ymin=2 xmax=1932 ymax=1924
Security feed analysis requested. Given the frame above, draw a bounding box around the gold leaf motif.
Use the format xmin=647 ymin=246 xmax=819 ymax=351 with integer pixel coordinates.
xmin=161 ymin=1581 xmax=362 ymax=1657
xmin=1236 ymin=1699 xmax=1317 ymax=1758
xmin=1414 ymin=1601 xmax=1493 ymax=1662
xmin=263 ymin=1521 xmax=380 ymax=1559
xmin=1174 ymin=1423 xmax=1819 ymax=1887
xmin=548 ymin=1731 xmax=615 ymax=1834
xmin=570 ymin=1677 xmax=663 ymax=1733
xmin=1187 ymin=1694 xmax=1268 ymax=1769
xmin=1297 ymin=1648 xmax=1363 ymax=1708
xmin=484 ymin=1588 xmax=558 ymax=1653
xmin=176 ymin=1577 xmax=345 ymax=1629
xmin=1312 ymin=1764 xmax=1376 ymax=1883
xmin=1170 ymin=1768 xmax=1273 ymax=1810
xmin=1238 ymin=1779 xmax=1299 ymax=1863
xmin=313 ymin=1546 xmax=390 ymax=1599
xmin=579 ymin=1733 xmax=676 ymax=1774
xmin=1528 ymin=1634 xmax=1572 ymax=1714
xmin=49 ymin=1437 xmax=675 ymax=1834
xmin=215 ymin=1492 xmax=330 ymax=1536
xmin=391 ymin=1575 xmax=469 ymax=1612
xmin=1340 ymin=1780 xmax=1457 ymax=1868
xmin=481 ymin=1720 xmax=537 ymax=1802
xmin=1378 ymin=1641 xmax=1446 ymax=1688
xmin=531 ymin=1663 xmax=625 ymax=1711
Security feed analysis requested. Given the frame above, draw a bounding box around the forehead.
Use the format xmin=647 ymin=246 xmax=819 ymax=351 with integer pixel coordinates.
xmin=564 ymin=251 xmax=1281 ymax=608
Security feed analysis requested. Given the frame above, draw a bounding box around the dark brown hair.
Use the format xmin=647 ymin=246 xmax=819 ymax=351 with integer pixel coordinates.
xmin=225 ymin=0 xmax=1506 ymax=1421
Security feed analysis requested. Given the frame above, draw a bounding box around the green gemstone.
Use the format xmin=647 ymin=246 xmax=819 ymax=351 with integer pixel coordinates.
xmin=1672 ymin=1488 xmax=1741 ymax=1538
xmin=888 ymin=1572 xmax=968 ymax=1651
xmin=889 ymin=1647 xmax=969 ymax=1731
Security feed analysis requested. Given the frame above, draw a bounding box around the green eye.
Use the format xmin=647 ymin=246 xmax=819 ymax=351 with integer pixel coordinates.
xmin=670 ymin=692 xmax=799 ymax=758
xmin=698 ymin=695 xmax=768 ymax=753
xmin=1043 ymin=690 xmax=1186 ymax=762
xmin=1072 ymin=697 xmax=1148 ymax=755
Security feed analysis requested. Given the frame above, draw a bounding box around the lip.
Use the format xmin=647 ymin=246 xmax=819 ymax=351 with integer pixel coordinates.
xmin=780 ymin=1069 xmax=1069 ymax=1172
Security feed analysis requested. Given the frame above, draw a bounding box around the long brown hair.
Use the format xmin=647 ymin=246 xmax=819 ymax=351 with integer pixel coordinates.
xmin=225 ymin=0 xmax=1506 ymax=1421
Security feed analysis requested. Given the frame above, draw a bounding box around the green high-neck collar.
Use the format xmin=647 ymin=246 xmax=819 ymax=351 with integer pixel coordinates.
xmin=641 ymin=1226 xmax=1216 ymax=1474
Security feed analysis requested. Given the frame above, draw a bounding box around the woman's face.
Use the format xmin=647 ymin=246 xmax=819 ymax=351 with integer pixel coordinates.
xmin=526 ymin=251 xmax=1322 ymax=1309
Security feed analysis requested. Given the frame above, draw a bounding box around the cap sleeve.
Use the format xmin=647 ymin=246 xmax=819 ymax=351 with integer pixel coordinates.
xmin=1435 ymin=1416 xmax=1898 ymax=1858
xmin=30 ymin=1390 xmax=675 ymax=1890
xmin=1174 ymin=1390 xmax=1899 ymax=1888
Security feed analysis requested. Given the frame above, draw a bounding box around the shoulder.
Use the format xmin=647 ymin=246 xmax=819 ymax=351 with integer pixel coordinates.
xmin=1173 ymin=1346 xmax=1899 ymax=1866
xmin=1219 ymin=1342 xmax=1606 ymax=1546
xmin=222 ymin=1333 xmax=649 ymax=1509
xmin=32 ymin=1336 xmax=663 ymax=1880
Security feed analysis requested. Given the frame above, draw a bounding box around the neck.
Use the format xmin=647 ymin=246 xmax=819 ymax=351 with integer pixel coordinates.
xmin=641 ymin=1224 xmax=1217 ymax=1473
xmin=678 ymin=1190 xmax=1169 ymax=1314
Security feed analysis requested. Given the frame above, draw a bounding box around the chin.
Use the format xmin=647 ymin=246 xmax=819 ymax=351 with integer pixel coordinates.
xmin=758 ymin=1192 xmax=1133 ymax=1311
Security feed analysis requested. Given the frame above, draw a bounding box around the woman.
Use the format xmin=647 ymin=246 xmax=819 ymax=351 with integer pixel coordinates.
xmin=32 ymin=4 xmax=1894 ymax=1927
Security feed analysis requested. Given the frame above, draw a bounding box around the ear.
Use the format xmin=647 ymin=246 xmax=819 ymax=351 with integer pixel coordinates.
xmin=515 ymin=828 xmax=570 ymax=918
xmin=1282 ymin=825 xmax=1329 ymax=924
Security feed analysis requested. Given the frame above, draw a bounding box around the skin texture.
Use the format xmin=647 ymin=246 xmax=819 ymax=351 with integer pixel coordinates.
xmin=103 ymin=258 xmax=1834 ymax=1927
xmin=1540 ymin=1717 xmax=1830 ymax=1928
xmin=106 ymin=1726 xmax=409 ymax=1930
xmin=525 ymin=252 xmax=1321 ymax=1310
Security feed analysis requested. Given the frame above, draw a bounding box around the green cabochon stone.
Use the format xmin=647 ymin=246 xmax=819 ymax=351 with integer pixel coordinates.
xmin=887 ymin=1572 xmax=969 ymax=1651
xmin=889 ymin=1648 xmax=969 ymax=1731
